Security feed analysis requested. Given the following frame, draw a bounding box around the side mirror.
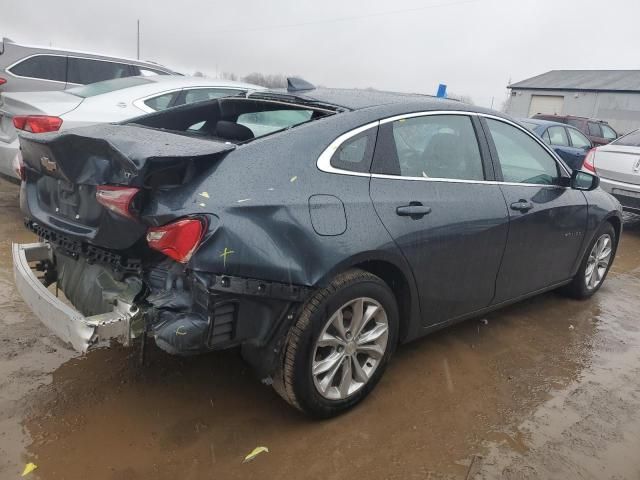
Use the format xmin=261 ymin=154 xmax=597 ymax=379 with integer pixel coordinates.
xmin=571 ymin=170 xmax=599 ymax=191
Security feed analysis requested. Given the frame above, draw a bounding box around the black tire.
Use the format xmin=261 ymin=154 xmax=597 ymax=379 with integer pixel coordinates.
xmin=273 ymin=269 xmax=399 ymax=418
xmin=562 ymin=222 xmax=617 ymax=299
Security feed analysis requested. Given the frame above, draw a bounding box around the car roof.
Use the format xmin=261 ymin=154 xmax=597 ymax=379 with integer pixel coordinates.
xmin=252 ymin=87 xmax=496 ymax=114
xmin=521 ymin=118 xmax=569 ymax=128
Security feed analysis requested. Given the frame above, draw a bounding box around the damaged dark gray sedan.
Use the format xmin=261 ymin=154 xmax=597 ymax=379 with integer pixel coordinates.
xmin=13 ymin=84 xmax=622 ymax=417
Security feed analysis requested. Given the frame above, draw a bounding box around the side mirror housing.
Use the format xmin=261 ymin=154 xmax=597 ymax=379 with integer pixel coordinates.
xmin=571 ymin=170 xmax=600 ymax=191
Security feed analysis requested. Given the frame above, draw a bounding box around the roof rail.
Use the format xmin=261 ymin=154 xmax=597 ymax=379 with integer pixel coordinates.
xmin=287 ymin=77 xmax=315 ymax=92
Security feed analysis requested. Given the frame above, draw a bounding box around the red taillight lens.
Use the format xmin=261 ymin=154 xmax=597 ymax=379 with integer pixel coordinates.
xmin=0 ymin=77 xmax=6 ymax=86
xmin=13 ymin=115 xmax=63 ymax=133
xmin=146 ymin=218 xmax=205 ymax=263
xmin=96 ymin=186 xmax=140 ymax=220
xmin=583 ymin=148 xmax=597 ymax=173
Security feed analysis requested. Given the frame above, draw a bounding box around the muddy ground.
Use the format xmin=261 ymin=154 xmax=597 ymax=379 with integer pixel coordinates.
xmin=0 ymin=177 xmax=639 ymax=480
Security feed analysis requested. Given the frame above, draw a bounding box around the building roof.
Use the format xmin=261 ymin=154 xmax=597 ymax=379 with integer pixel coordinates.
xmin=509 ymin=70 xmax=640 ymax=93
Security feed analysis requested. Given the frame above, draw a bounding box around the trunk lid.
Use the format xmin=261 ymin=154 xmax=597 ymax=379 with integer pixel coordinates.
xmin=0 ymin=91 xmax=83 ymax=143
xmin=20 ymin=124 xmax=235 ymax=250
xmin=594 ymin=145 xmax=640 ymax=186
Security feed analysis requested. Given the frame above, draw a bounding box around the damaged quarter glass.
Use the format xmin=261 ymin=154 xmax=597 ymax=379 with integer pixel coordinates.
xmin=13 ymin=85 xmax=623 ymax=417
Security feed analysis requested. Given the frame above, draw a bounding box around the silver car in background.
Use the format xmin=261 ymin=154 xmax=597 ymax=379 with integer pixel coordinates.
xmin=0 ymin=75 xmax=262 ymax=179
xmin=584 ymin=129 xmax=640 ymax=214
xmin=0 ymin=37 xmax=176 ymax=93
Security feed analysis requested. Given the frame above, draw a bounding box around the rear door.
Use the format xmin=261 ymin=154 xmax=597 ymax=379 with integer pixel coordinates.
xmin=587 ymin=121 xmax=608 ymax=146
xmin=369 ymin=112 xmax=509 ymax=326
xmin=546 ymin=125 xmax=586 ymax=170
xmin=482 ymin=117 xmax=588 ymax=303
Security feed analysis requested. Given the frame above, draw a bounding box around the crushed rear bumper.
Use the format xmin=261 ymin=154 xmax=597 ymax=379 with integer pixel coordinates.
xmin=12 ymin=242 xmax=138 ymax=352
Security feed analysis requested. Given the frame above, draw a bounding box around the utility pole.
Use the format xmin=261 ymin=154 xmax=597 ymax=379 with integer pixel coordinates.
xmin=136 ymin=19 xmax=140 ymax=60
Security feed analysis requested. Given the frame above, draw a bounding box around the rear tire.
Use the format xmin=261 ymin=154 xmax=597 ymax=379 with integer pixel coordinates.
xmin=563 ymin=222 xmax=617 ymax=299
xmin=273 ymin=269 xmax=399 ymax=418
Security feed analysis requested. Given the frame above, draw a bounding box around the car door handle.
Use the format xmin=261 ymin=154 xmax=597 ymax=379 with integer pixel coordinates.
xmin=510 ymin=200 xmax=533 ymax=212
xmin=396 ymin=203 xmax=432 ymax=218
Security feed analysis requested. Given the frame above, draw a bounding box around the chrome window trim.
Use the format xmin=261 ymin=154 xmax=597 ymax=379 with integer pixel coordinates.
xmin=316 ymin=110 xmax=571 ymax=182
xmin=316 ymin=121 xmax=380 ymax=178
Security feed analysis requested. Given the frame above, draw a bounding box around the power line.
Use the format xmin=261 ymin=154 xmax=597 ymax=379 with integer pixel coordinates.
xmin=209 ymin=0 xmax=481 ymax=36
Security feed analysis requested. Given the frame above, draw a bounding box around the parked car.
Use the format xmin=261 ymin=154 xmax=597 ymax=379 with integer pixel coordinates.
xmin=519 ymin=118 xmax=592 ymax=170
xmin=0 ymin=75 xmax=261 ymax=179
xmin=13 ymin=85 xmax=622 ymax=417
xmin=583 ymin=129 xmax=640 ymax=214
xmin=531 ymin=114 xmax=618 ymax=146
xmin=0 ymin=37 xmax=176 ymax=93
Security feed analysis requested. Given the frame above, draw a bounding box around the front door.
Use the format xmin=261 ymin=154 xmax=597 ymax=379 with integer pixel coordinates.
xmin=369 ymin=113 xmax=509 ymax=326
xmin=482 ymin=117 xmax=589 ymax=303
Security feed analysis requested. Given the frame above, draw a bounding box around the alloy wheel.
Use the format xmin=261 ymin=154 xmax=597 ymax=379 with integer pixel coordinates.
xmin=311 ymin=297 xmax=389 ymax=400
xmin=585 ymin=233 xmax=613 ymax=290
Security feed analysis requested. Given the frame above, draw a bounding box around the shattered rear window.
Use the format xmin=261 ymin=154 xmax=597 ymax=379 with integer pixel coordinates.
xmin=131 ymin=97 xmax=337 ymax=143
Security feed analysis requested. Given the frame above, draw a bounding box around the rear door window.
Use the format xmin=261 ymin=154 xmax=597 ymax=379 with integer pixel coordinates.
xmin=588 ymin=122 xmax=602 ymax=137
xmin=8 ymin=55 xmax=67 ymax=82
xmin=548 ymin=126 xmax=569 ymax=146
xmin=567 ymin=128 xmax=591 ymax=148
xmin=67 ymin=58 xmax=134 ymax=85
xmin=601 ymin=124 xmax=617 ymax=141
xmin=376 ymin=114 xmax=485 ymax=181
xmin=144 ymin=92 xmax=179 ymax=111
xmin=486 ymin=119 xmax=560 ymax=185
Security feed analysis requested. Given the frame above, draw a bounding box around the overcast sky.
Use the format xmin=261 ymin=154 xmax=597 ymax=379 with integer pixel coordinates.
xmin=2 ymin=0 xmax=638 ymax=107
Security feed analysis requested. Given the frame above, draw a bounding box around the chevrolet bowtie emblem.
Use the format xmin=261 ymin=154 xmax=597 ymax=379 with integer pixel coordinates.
xmin=40 ymin=156 xmax=57 ymax=172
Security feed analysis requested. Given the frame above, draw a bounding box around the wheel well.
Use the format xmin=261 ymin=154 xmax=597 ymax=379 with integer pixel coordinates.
xmin=606 ymin=216 xmax=622 ymax=246
xmin=354 ymin=260 xmax=412 ymax=343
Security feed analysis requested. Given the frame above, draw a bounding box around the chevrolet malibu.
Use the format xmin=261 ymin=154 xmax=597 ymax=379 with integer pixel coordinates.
xmin=13 ymin=82 xmax=622 ymax=417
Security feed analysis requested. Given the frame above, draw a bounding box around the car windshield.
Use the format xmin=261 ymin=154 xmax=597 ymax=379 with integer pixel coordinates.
xmin=67 ymin=76 xmax=153 ymax=98
xmin=612 ymin=129 xmax=640 ymax=147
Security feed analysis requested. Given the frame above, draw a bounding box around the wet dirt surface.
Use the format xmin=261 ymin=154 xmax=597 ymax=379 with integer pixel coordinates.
xmin=0 ymin=177 xmax=639 ymax=479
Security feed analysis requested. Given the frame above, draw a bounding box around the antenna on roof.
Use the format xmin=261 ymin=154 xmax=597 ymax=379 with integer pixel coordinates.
xmin=287 ymin=77 xmax=315 ymax=92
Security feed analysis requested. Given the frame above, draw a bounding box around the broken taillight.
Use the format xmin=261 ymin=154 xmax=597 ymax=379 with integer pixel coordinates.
xmin=96 ymin=186 xmax=141 ymax=220
xmin=13 ymin=115 xmax=63 ymax=133
xmin=146 ymin=218 xmax=205 ymax=263
xmin=583 ymin=148 xmax=597 ymax=173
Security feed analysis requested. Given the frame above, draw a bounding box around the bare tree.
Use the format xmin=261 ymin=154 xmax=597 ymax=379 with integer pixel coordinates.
xmin=241 ymin=72 xmax=287 ymax=88
xmin=220 ymin=71 xmax=237 ymax=81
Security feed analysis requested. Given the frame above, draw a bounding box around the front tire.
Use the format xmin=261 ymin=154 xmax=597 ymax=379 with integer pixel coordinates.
xmin=273 ymin=269 xmax=399 ymax=418
xmin=563 ymin=222 xmax=617 ymax=299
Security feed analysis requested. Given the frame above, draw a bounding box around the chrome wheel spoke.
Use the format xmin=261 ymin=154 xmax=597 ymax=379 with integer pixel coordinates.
xmin=357 ymin=322 xmax=388 ymax=345
xmin=351 ymin=357 xmax=368 ymax=383
xmin=338 ymin=357 xmax=353 ymax=398
xmin=356 ymin=343 xmax=384 ymax=359
xmin=318 ymin=353 xmax=344 ymax=393
xmin=331 ymin=310 xmax=348 ymax=341
xmin=313 ymin=351 xmax=343 ymax=376
xmin=348 ymin=298 xmax=365 ymax=337
xmin=316 ymin=332 xmax=345 ymax=348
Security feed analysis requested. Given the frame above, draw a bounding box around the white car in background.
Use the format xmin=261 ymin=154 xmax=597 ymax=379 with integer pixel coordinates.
xmin=0 ymin=75 xmax=262 ymax=179
xmin=584 ymin=129 xmax=640 ymax=214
